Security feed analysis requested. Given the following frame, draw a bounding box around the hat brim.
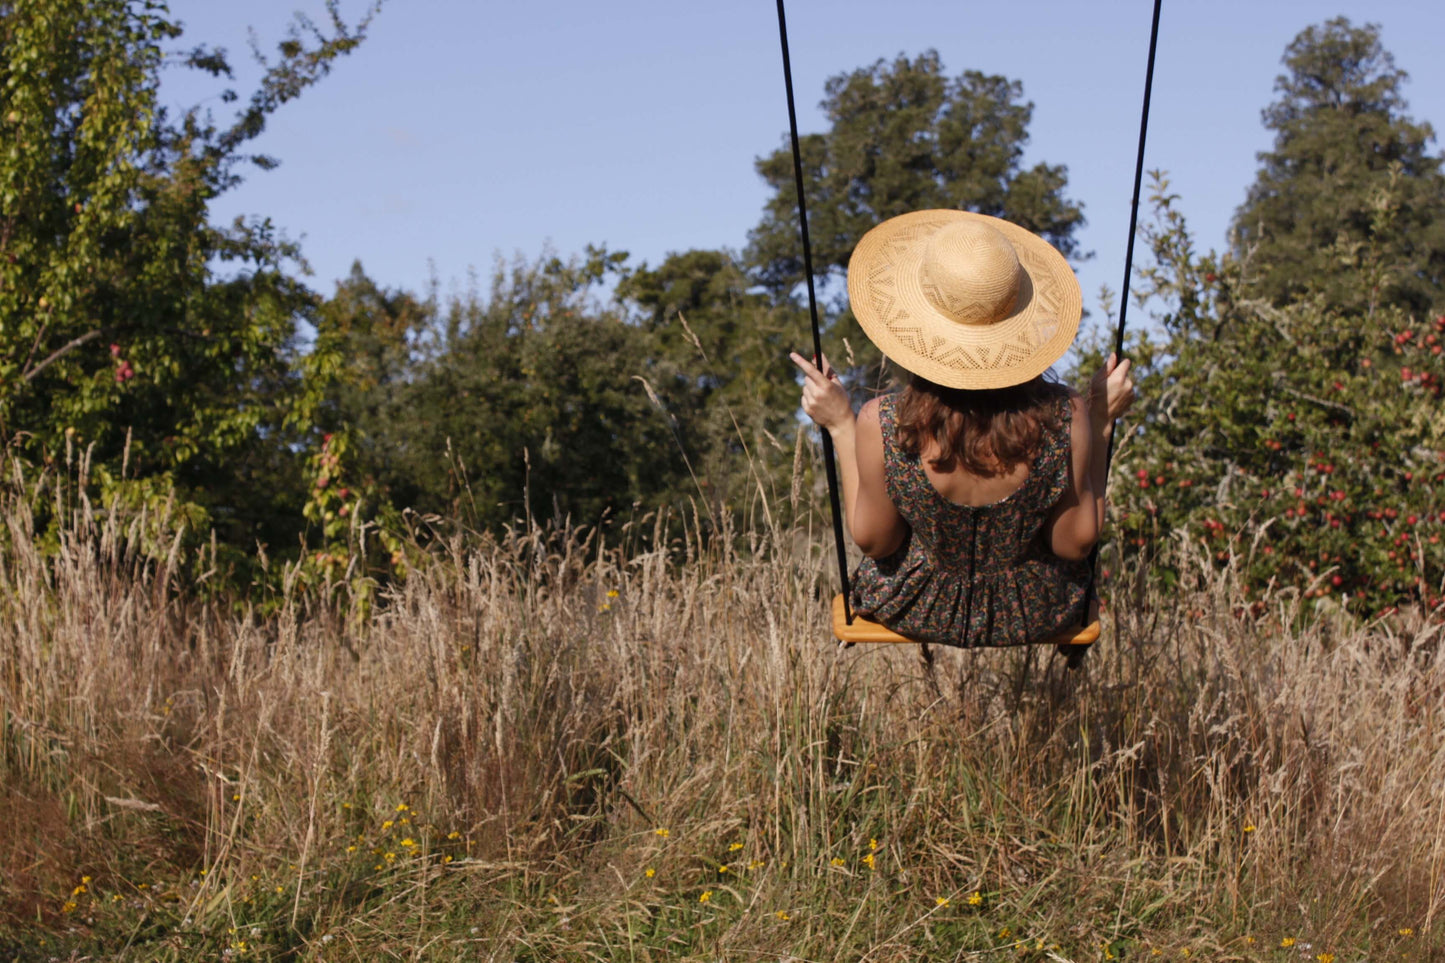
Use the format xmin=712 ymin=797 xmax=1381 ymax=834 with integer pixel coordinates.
xmin=847 ymin=210 xmax=1082 ymax=389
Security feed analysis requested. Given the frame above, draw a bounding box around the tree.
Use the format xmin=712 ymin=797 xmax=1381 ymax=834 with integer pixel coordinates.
xmin=0 ymin=0 xmax=375 ymax=558
xmin=747 ymin=51 xmax=1086 ymax=302
xmin=310 ymin=261 xmax=429 ymax=473
xmin=327 ymin=247 xmax=697 ymax=533
xmin=1233 ymin=17 xmax=1445 ymax=316
xmin=1106 ymin=174 xmax=1445 ymax=621
xmin=618 ymin=249 xmax=801 ymax=518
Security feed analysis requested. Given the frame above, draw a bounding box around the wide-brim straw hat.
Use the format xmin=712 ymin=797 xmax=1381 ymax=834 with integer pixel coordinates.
xmin=847 ymin=209 xmax=1082 ymax=390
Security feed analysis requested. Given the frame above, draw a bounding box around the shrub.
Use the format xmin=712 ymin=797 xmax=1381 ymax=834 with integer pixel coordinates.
xmin=1107 ymin=175 xmax=1445 ymax=619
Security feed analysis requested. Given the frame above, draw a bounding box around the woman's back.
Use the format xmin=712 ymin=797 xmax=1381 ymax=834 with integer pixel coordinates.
xmin=849 ymin=392 xmax=1091 ymax=647
xmin=920 ymin=452 xmax=1030 ymax=508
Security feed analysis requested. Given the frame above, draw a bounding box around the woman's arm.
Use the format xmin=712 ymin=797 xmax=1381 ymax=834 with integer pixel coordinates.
xmin=790 ymin=353 xmax=905 ymax=558
xmin=1045 ymin=354 xmax=1135 ymax=561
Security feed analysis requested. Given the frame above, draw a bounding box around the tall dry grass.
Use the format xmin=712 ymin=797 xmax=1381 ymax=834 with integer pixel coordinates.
xmin=1 ymin=482 xmax=1443 ymax=960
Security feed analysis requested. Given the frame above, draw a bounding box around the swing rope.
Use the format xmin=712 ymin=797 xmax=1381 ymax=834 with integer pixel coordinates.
xmin=1081 ymin=0 xmax=1163 ymax=634
xmin=775 ymin=0 xmax=853 ymax=624
xmin=774 ymin=0 xmax=1163 ymax=645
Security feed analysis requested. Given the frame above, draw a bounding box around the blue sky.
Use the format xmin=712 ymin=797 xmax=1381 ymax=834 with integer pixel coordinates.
xmin=165 ymin=0 xmax=1445 ymax=331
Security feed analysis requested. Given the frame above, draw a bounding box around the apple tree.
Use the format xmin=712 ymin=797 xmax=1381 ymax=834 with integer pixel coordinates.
xmin=0 ymin=0 xmax=376 ymax=563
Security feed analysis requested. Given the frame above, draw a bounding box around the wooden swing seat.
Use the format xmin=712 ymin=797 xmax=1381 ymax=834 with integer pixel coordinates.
xmin=830 ymin=594 xmax=1099 ymax=651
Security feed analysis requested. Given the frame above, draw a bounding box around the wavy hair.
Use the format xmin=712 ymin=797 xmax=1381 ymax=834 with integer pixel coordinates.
xmin=895 ymin=374 xmax=1070 ymax=476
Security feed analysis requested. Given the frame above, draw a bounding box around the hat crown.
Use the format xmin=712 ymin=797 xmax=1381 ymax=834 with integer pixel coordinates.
xmin=918 ymin=220 xmax=1022 ymax=327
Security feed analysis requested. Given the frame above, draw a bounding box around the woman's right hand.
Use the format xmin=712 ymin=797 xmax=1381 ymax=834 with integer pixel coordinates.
xmin=790 ymin=351 xmax=855 ymax=435
xmin=1089 ymin=353 xmax=1135 ymax=435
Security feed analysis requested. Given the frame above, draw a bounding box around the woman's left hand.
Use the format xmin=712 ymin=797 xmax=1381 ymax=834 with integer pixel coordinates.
xmin=790 ymin=351 xmax=854 ymax=433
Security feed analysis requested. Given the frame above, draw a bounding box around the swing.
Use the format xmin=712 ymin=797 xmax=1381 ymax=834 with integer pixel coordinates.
xmin=774 ymin=0 xmax=1162 ymax=661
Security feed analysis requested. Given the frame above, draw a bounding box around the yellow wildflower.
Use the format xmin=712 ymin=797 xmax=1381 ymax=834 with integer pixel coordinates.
xmin=1400 ymin=928 xmax=1414 ymax=936
xmin=347 ymin=845 xmax=357 ymax=853
xmin=729 ymin=841 xmax=744 ymax=851
xmin=1317 ymin=954 xmax=1335 ymax=963
xmin=869 ymin=838 xmax=879 ymax=851
xmin=381 ymin=819 xmax=394 ymax=831
xmin=1281 ymin=937 xmax=1296 ymax=948
xmin=447 ymin=831 xmax=461 ymax=840
xmin=383 ymin=852 xmax=396 ymax=863
xmin=1243 ymin=824 xmax=1256 ymax=833
xmin=400 ymin=838 xmax=416 ymax=848
xmin=718 ymin=864 xmax=729 ymax=873
xmin=998 ymin=927 xmax=1011 ymax=940
xmin=862 ymin=852 xmax=876 ymax=869
xmin=655 ymin=828 xmax=669 ymax=838
xmin=645 ymin=867 xmax=655 ymax=878
xmin=444 ymin=855 xmax=453 ymax=863
xmin=936 ymin=896 xmax=950 ymax=907
xmin=607 ymin=589 xmax=619 ymax=598
xmin=776 ymin=910 xmax=791 ymax=921
xmin=396 ymin=803 xmax=410 ymax=812
xmin=748 ymin=859 xmax=765 ymax=870
xmin=830 ymin=857 xmax=846 ymax=867
xmin=699 ymin=890 xmax=712 ymax=904
xmin=61 ymin=900 xmax=77 ymax=914
xmin=968 ymin=890 xmax=983 ymax=906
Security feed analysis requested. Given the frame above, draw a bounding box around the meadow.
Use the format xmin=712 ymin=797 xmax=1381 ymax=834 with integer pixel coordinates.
xmin=1 ymin=483 xmax=1442 ymax=961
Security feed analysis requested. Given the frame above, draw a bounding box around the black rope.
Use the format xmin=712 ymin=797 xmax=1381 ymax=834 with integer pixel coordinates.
xmin=775 ymin=0 xmax=852 ymax=623
xmin=1078 ymin=0 xmax=1163 ymax=653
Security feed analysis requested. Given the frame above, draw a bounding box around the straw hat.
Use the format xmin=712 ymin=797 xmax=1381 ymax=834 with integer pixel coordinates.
xmin=847 ymin=210 xmax=1082 ymax=389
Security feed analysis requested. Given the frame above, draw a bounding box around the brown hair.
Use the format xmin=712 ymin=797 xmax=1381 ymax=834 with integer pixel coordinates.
xmin=895 ymin=374 xmax=1069 ymax=476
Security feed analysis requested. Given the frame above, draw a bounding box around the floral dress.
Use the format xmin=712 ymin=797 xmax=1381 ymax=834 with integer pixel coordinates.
xmin=849 ymin=392 xmax=1091 ymax=647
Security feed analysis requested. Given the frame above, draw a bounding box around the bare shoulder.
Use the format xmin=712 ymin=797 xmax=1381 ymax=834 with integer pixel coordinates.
xmin=858 ymin=395 xmax=884 ymax=426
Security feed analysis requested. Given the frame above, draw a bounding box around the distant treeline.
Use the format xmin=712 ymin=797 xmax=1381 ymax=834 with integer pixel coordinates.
xmin=1 ymin=6 xmax=1442 ymax=614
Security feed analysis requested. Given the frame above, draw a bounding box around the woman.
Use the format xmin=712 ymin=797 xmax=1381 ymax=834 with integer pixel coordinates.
xmin=790 ymin=210 xmax=1135 ymax=647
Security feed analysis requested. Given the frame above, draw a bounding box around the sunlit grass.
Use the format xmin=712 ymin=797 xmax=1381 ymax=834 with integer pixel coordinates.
xmin=0 ymin=487 xmax=1441 ymax=960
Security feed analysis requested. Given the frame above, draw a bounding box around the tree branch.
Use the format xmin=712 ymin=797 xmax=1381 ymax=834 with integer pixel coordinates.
xmin=1272 ymin=373 xmax=1356 ymax=421
xmin=23 ymin=329 xmax=106 ymax=383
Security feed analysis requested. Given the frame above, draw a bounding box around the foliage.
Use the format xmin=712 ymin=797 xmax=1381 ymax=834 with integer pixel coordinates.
xmin=746 ymin=50 xmax=1085 ymax=392
xmin=0 ymin=0 xmax=376 ymax=567
xmin=314 ymin=249 xmax=812 ymax=540
xmin=619 ymin=248 xmax=801 ymax=521
xmin=1109 ymin=173 xmax=1445 ymax=619
xmin=747 ymin=50 xmax=1085 ymax=299
xmin=318 ymin=248 xmax=700 ymax=533
xmin=1232 ymin=17 xmax=1445 ymax=315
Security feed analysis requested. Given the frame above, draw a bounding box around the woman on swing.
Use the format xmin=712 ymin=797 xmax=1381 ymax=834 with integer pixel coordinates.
xmin=790 ymin=210 xmax=1136 ymax=648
